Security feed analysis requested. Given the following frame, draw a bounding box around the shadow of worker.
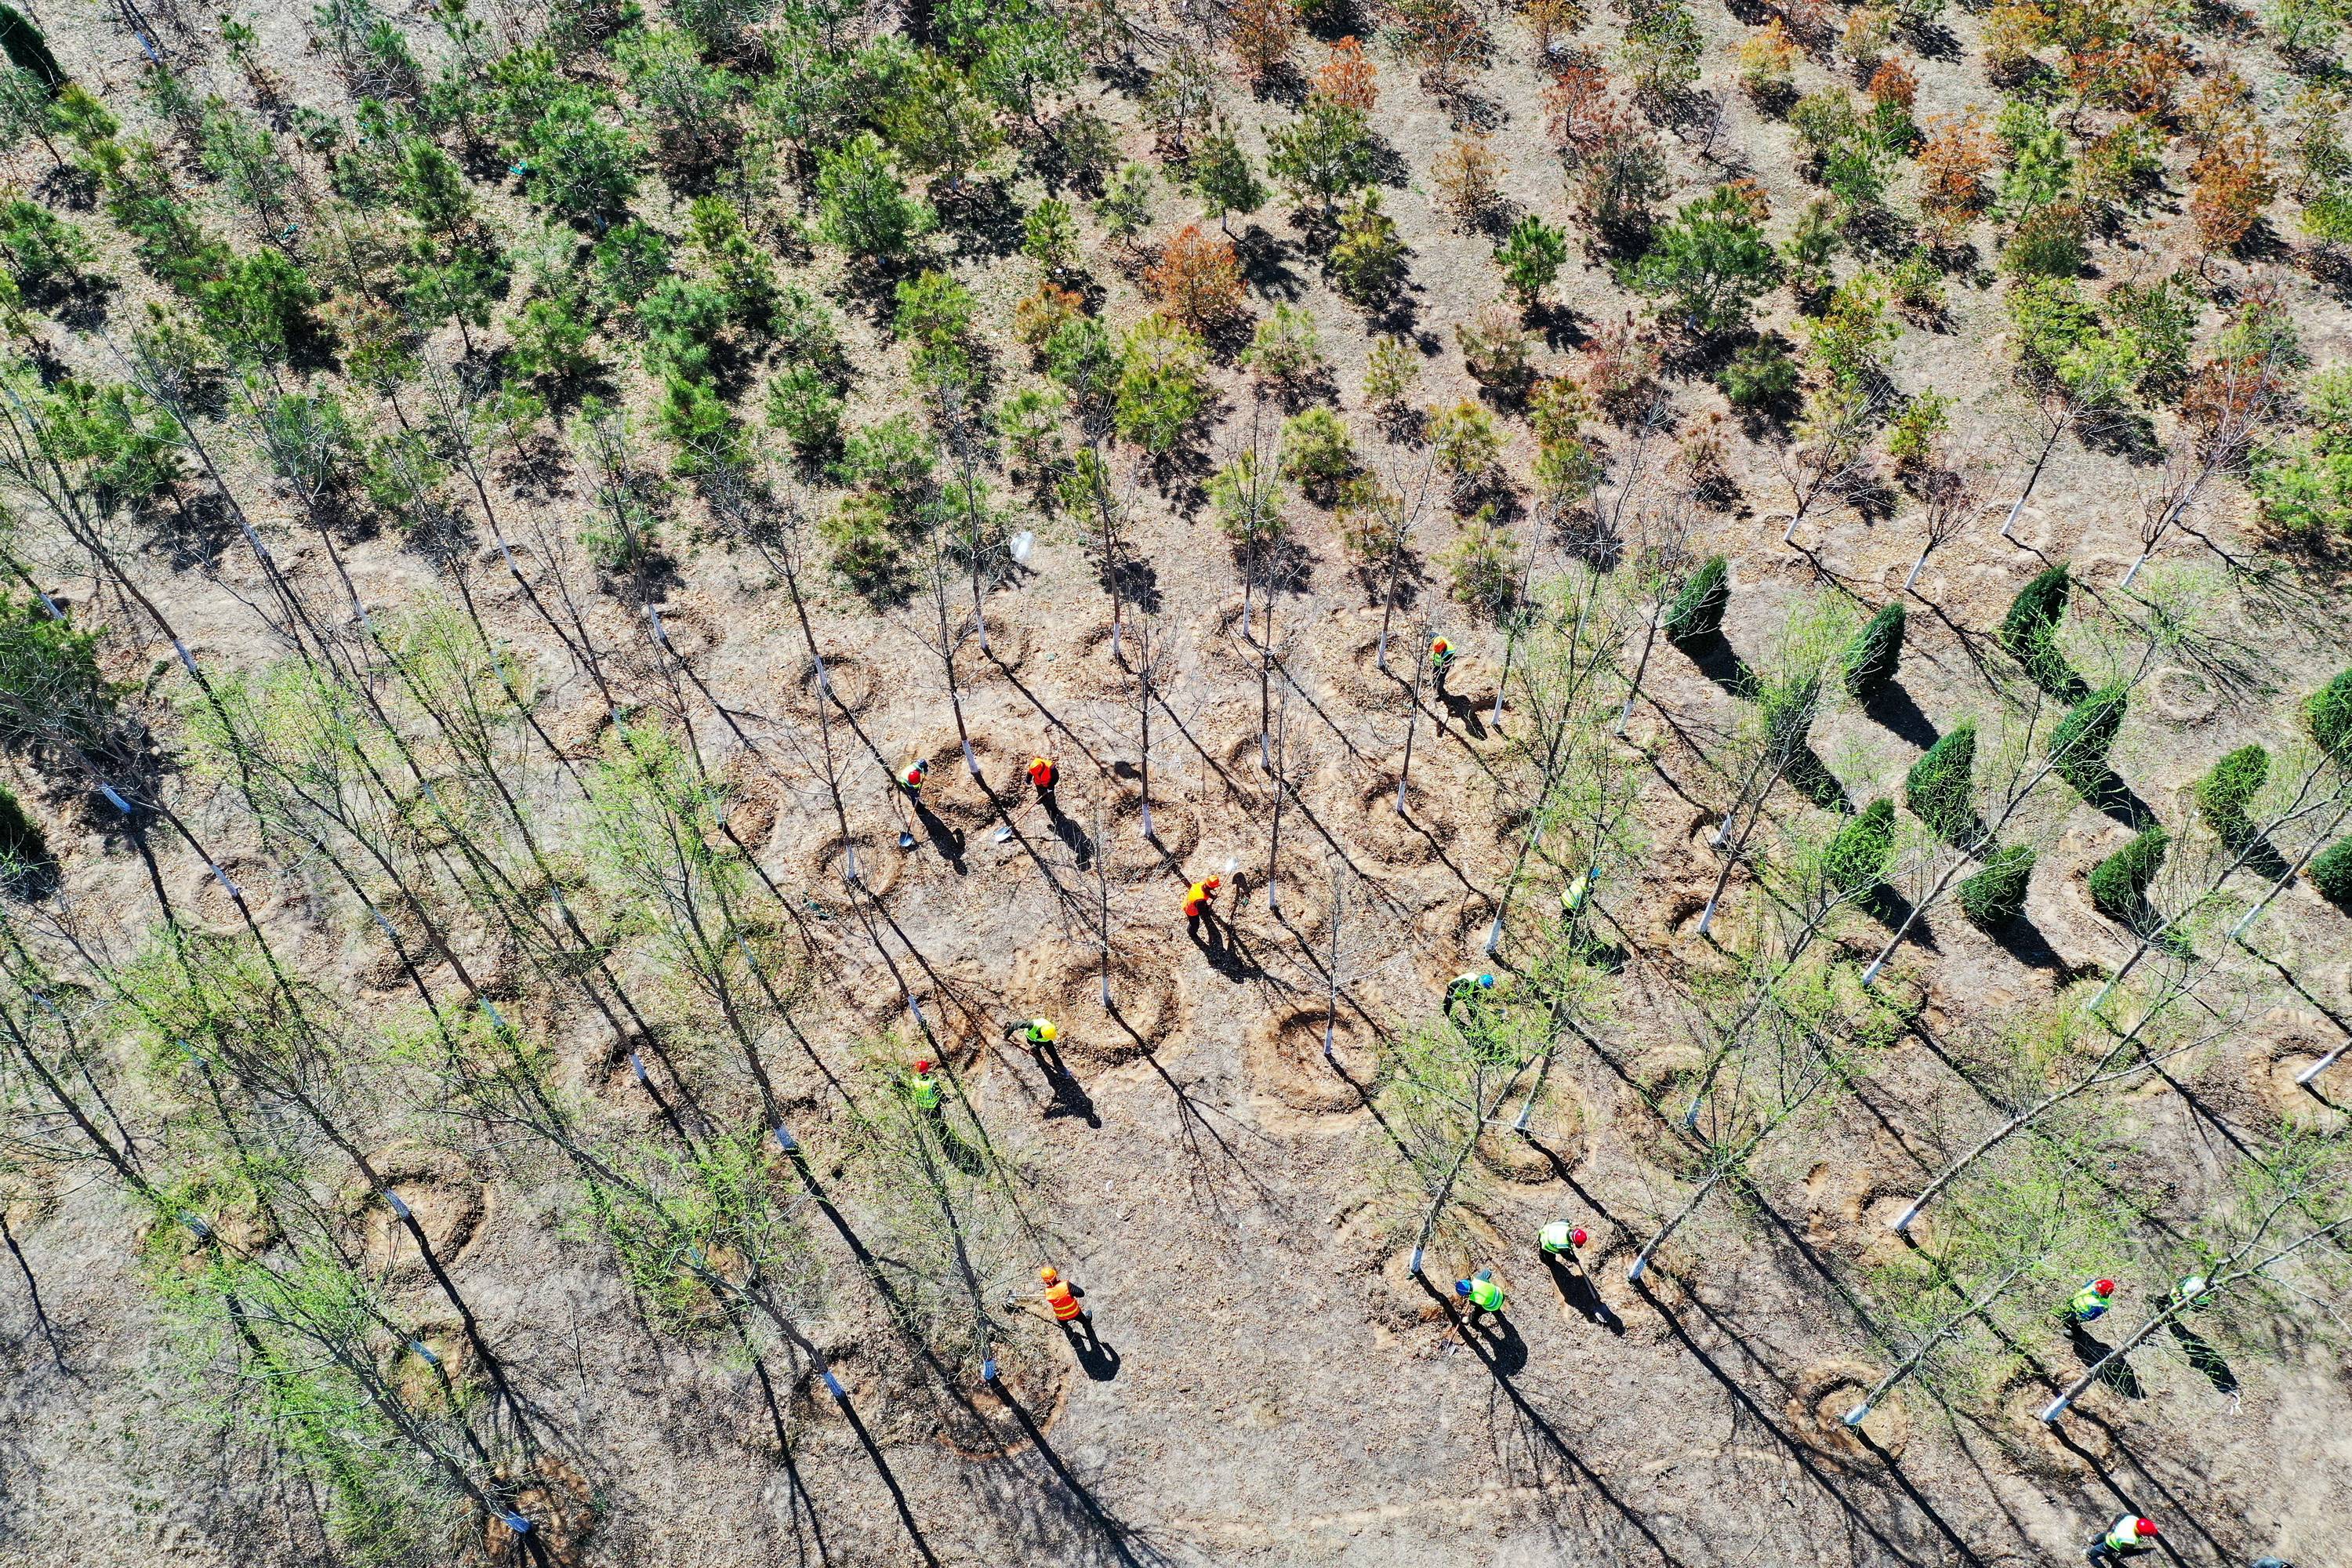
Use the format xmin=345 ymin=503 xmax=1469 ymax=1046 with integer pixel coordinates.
xmin=1059 ymin=1309 xmax=1122 ymax=1382
xmin=1544 ymin=1252 xmax=1625 ymax=1336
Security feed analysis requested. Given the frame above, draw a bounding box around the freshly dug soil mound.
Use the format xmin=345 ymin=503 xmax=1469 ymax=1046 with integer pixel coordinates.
xmin=1414 ymin=894 xmax=1499 ymax=989
xmin=705 ymin=762 xmax=782 ymax=852
xmin=1784 ymin=1360 xmax=1907 ymax=1468
xmin=854 ymin=964 xmax=991 ymax=1068
xmin=1062 ymin=622 xmax=1138 ymax=695
xmin=1472 ymin=1124 xmax=1563 ymax=1185
xmin=1247 ymin=1007 xmax=1382 ymax=1113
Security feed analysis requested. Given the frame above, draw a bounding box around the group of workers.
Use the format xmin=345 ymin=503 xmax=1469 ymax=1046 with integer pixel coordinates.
xmin=893 ymin=752 xmax=1061 ymax=850
xmin=878 ymin=642 xmax=2290 ymax=1566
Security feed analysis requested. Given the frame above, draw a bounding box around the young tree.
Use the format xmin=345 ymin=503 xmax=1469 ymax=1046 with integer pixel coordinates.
xmin=1495 ymin=216 xmax=1568 ymax=309
xmin=816 ymin=131 xmax=937 ymax=262
xmin=1628 ymin=183 xmax=1780 ymax=339
xmin=1144 ymin=223 xmax=1247 ymax=330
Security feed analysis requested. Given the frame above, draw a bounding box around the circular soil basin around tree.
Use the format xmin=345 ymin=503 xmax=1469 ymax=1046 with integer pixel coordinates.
xmin=933 ymin=1356 xmax=1071 ymax=1460
xmin=2248 ymin=1033 xmax=2350 ymax=1135
xmin=951 ymin=617 xmax=1034 ymax=681
xmin=1009 ymin=941 xmax=1183 ymax=1066
xmin=1784 ymin=1359 xmax=1908 ymax=1469
xmin=480 ymin=1455 xmax=596 ymax=1567
xmin=1338 ymin=772 xmax=1453 ymax=873
xmin=1097 ymin=791 xmax=1203 ymax=882
xmin=804 ymin=833 xmax=905 ymax=911
xmin=782 ymin=652 xmax=877 ymax=720
xmin=347 ymin=1145 xmax=486 ymax=1276
xmin=1247 ymin=1007 xmax=1382 ymax=1115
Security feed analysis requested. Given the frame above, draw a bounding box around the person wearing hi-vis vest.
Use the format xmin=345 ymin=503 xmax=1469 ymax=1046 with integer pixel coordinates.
xmin=1454 ymin=1269 xmax=1507 ymax=1325
xmin=1004 ymin=1016 xmax=1057 ymax=1050
xmin=1539 ymin=1222 xmax=1588 ymax=1259
xmin=1428 ymin=634 xmax=1456 ymax=698
xmin=903 ymin=1058 xmax=943 ymax=1118
xmin=2085 ymin=1515 xmax=2158 ymax=1566
xmin=894 ymin=757 xmax=926 ymax=849
xmin=2065 ymin=1277 xmax=2116 ymax=1325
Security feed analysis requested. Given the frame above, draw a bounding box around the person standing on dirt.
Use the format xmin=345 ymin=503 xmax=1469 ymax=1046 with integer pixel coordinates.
xmin=895 ymin=758 xmax=927 ymax=850
xmin=2063 ymin=1278 xmax=2116 ymax=1326
xmin=2085 ymin=1515 xmax=2159 ymax=1566
xmin=1539 ymin=1222 xmax=1588 ymax=1261
xmin=1027 ymin=754 xmax=1058 ymax=814
xmin=1429 ymin=635 xmax=1456 ymax=699
xmin=1013 ymin=1265 xmax=1102 ymax=1352
xmin=1454 ymin=1269 xmax=1507 ymax=1327
xmin=1004 ymin=1016 xmax=1058 ymax=1050
xmin=1184 ymin=875 xmax=1221 ymax=945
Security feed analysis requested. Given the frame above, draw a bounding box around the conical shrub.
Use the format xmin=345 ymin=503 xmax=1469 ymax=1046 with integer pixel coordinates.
xmin=2310 ymin=837 xmax=2352 ymax=910
xmin=2049 ymin=683 xmax=2127 ymax=804
xmin=2088 ymin=825 xmax=2169 ymax=929
xmin=1958 ymin=845 xmax=2034 ymax=927
xmin=1998 ymin=564 xmax=2081 ymax=697
xmin=2307 ymin=667 xmax=2352 ymax=760
xmin=1663 ymin=556 xmax=1730 ymax=644
xmin=1904 ymin=721 xmax=1976 ymax=844
xmin=1842 ymin=603 xmax=1905 ymax=701
xmin=2194 ymin=743 xmax=2267 ymax=850
xmin=1824 ymin=798 xmax=1896 ymax=895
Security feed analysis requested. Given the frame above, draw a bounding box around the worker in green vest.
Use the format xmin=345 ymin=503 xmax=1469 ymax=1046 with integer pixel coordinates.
xmin=2064 ymin=1278 xmax=2115 ymax=1325
xmin=2085 ymin=1515 xmax=2158 ymax=1566
xmin=1444 ymin=972 xmax=1495 ymax=1023
xmin=904 ymin=1058 xmax=943 ymax=1116
xmin=1539 ymin=1222 xmax=1588 ymax=1258
xmin=1453 ymin=1269 xmax=1506 ymax=1325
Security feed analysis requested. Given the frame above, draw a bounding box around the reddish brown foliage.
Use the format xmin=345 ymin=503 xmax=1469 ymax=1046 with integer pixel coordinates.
xmin=1144 ymin=224 xmax=1247 ymax=328
xmin=1543 ymin=48 xmax=1619 ymax=157
xmin=1229 ymin=0 xmax=1297 ymax=86
xmin=1867 ymin=57 xmax=1918 ymax=110
xmin=2190 ymin=135 xmax=2278 ymax=254
xmin=1313 ymin=37 xmax=1378 ymax=111
xmin=1917 ymin=111 xmax=1995 ymax=234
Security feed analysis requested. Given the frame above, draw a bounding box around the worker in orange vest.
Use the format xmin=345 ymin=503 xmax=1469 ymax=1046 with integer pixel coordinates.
xmin=1011 ymin=1265 xmax=1102 ymax=1352
xmin=1026 ymin=754 xmax=1057 ymax=802
xmin=1184 ymin=874 xmax=1222 ymax=943
xmin=895 ymin=758 xmax=927 ymax=849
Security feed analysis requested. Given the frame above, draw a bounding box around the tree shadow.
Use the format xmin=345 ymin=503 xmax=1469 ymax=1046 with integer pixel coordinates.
xmin=1862 ymin=680 xmax=1939 ymax=749
xmin=1472 ymin=1311 xmax=1530 ymax=1375
xmin=2077 ymin=769 xmax=2157 ymax=831
xmin=1674 ymin=629 xmax=1755 ymax=699
xmin=1233 ymin=222 xmax=1307 ymax=301
xmin=2067 ymin=1323 xmax=2144 ymax=1398
xmin=1985 ymin=912 xmax=2079 ymax=975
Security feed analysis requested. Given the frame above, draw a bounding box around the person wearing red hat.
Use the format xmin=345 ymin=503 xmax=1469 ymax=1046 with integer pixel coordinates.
xmin=2087 ymin=1515 xmax=2158 ymax=1565
xmin=2065 ymin=1277 xmax=2117 ymax=1324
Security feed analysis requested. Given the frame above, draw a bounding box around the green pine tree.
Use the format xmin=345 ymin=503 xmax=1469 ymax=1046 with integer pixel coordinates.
xmin=1904 ymin=720 xmax=1977 ymax=844
xmin=1958 ymin=845 xmax=2034 ymax=927
xmin=1842 ymin=601 xmax=1905 ymax=699
xmin=1663 ymin=556 xmax=1730 ymax=643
